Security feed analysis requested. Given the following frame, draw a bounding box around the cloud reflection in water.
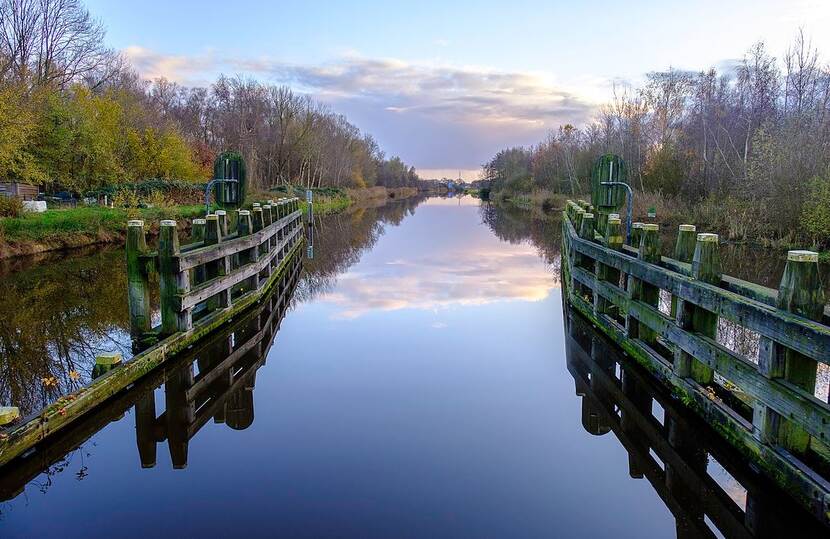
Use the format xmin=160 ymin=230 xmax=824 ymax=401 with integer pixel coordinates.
xmin=319 ymin=199 xmax=557 ymax=319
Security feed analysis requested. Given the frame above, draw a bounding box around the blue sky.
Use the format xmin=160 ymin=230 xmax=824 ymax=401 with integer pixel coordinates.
xmin=86 ymin=0 xmax=830 ymax=178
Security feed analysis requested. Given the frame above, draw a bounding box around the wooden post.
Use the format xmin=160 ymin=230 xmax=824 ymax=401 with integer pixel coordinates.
xmin=262 ymin=204 xmax=273 ymax=227
xmin=252 ymin=207 xmax=264 ymax=233
xmin=0 ymin=406 xmax=20 ymax=426
xmin=92 ymin=352 xmax=122 ymax=379
xmin=204 ymin=214 xmax=221 ymax=245
xmin=574 ymin=207 xmax=585 ymax=233
xmin=773 ymin=250 xmax=825 ymax=454
xmin=126 ymin=220 xmax=151 ymax=342
xmin=192 ymin=218 xmax=206 ymax=243
xmin=677 ymin=233 xmax=720 ymax=384
xmin=630 ymin=222 xmax=644 ymax=248
xmin=237 ymin=209 xmax=252 ymax=236
xmin=638 ymin=224 xmax=661 ymax=346
xmin=670 ymin=224 xmax=696 ymax=318
xmin=626 ymin=224 xmax=660 ymax=340
xmin=594 ymin=216 xmax=623 ymax=317
xmin=215 ymin=209 xmax=228 ymax=237
xmin=190 ymin=218 xmax=207 ymax=286
xmin=159 ymin=220 xmax=191 ymax=335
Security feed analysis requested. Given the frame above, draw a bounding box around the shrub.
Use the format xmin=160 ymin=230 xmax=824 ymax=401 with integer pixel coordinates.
xmin=0 ymin=197 xmax=24 ymax=217
xmin=800 ymin=174 xmax=830 ymax=246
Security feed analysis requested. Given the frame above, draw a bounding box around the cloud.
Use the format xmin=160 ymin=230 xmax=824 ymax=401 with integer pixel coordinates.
xmin=121 ymin=47 xmax=600 ymax=169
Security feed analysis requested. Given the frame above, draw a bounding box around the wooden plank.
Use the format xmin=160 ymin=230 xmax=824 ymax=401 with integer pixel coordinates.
xmin=0 ymin=239 xmax=304 ymax=467
xmin=566 ymin=289 xmax=830 ymax=523
xmin=565 ymin=220 xmax=830 ymax=364
xmin=178 ymin=227 xmax=300 ymax=310
xmin=177 ymin=211 xmax=301 ymax=271
xmin=573 ymin=266 xmax=830 ymax=443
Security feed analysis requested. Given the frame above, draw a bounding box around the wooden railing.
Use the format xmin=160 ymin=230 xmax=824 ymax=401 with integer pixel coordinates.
xmin=565 ymin=308 xmax=827 ymax=537
xmin=0 ymin=198 xmax=304 ymax=468
xmin=561 ymin=199 xmax=830 ymax=525
xmin=0 ymin=251 xmax=302 ymax=493
xmin=127 ymin=198 xmax=302 ymax=344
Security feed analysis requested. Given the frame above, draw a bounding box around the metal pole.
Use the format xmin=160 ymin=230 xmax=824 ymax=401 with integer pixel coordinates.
xmin=601 ymin=181 xmax=633 ymax=244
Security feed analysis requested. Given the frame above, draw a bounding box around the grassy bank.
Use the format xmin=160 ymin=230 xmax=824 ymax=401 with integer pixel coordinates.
xmin=0 ymin=186 xmax=423 ymax=259
xmin=0 ymin=205 xmax=206 ymax=259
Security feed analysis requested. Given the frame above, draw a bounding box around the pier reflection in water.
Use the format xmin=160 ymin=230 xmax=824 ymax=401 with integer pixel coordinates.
xmin=565 ymin=305 xmax=826 ymax=538
xmin=0 ymin=253 xmax=302 ymax=499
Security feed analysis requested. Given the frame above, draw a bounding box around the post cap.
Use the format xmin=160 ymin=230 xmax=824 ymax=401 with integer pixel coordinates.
xmin=697 ymin=233 xmax=719 ymax=243
xmin=679 ymin=224 xmax=696 ymax=232
xmin=253 ymin=206 xmax=263 ymax=212
xmin=787 ymin=250 xmax=819 ymax=262
xmin=206 ymin=214 xmax=219 ymax=221
xmin=95 ymin=352 xmax=122 ymax=366
xmin=263 ymin=204 xmax=272 ymax=209
xmin=192 ymin=218 xmax=206 ymax=225
xmin=583 ymin=213 xmax=594 ymax=219
xmin=642 ymin=223 xmax=659 ymax=231
xmin=608 ymin=217 xmax=621 ymax=225
xmin=127 ymin=219 xmax=144 ymax=227
xmin=0 ymin=406 xmax=20 ymax=426
xmin=215 ymin=209 xmax=226 ymax=216
xmin=160 ymin=220 xmax=177 ymax=227
xmin=609 ymin=213 xmax=620 ymax=219
xmin=632 ymin=222 xmax=644 ymax=229
xmin=239 ymin=210 xmax=251 ymax=216
xmin=252 ymin=203 xmax=261 ymax=207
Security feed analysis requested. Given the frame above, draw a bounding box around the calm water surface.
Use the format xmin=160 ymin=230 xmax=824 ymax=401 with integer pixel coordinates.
xmin=0 ymin=196 xmax=825 ymax=537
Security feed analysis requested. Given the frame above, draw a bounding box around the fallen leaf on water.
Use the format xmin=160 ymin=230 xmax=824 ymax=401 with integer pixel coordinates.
xmin=69 ymin=370 xmax=80 ymax=381
xmin=41 ymin=376 xmax=57 ymax=387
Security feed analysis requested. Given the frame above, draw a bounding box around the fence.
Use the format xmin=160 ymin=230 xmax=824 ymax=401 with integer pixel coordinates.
xmin=0 ymin=197 xmax=304 ymax=467
xmin=561 ymin=199 xmax=830 ymax=525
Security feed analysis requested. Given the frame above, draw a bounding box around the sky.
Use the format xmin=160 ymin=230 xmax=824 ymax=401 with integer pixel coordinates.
xmin=86 ymin=0 xmax=830 ymax=179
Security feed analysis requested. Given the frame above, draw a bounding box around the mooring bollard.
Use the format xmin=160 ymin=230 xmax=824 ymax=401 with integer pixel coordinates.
xmin=0 ymin=406 xmax=20 ymax=426
xmin=574 ymin=207 xmax=585 ymax=233
xmin=126 ymin=220 xmax=151 ymax=341
xmin=92 ymin=352 xmax=122 ymax=378
xmin=237 ymin=210 xmax=252 ymax=236
xmin=159 ymin=220 xmax=191 ymax=335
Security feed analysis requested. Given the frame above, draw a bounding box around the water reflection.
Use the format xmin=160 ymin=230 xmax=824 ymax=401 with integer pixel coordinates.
xmin=309 ymin=196 xmax=558 ymax=319
xmin=0 ymin=246 xmax=136 ymax=417
xmin=564 ymin=306 xmax=826 ymax=538
xmin=0 ymin=253 xmax=302 ymax=500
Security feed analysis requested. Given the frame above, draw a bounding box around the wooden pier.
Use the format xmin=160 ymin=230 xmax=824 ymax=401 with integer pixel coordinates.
xmin=561 ymin=199 xmax=830 ymax=525
xmin=0 ymin=198 xmax=304 ymax=467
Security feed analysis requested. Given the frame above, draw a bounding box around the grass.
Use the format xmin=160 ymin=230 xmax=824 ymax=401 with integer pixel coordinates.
xmin=1 ymin=205 xmax=205 ymax=241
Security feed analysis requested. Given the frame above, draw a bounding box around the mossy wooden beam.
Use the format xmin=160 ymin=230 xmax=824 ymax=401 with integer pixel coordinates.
xmin=563 ymin=218 xmax=830 ymax=363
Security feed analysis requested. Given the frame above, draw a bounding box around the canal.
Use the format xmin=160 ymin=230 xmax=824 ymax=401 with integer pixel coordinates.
xmin=0 ymin=196 xmax=826 ymax=537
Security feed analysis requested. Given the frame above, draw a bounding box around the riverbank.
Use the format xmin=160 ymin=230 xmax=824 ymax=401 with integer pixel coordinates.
xmin=0 ymin=186 xmax=423 ymax=259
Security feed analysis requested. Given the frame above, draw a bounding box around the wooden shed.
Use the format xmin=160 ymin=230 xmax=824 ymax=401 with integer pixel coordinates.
xmin=0 ymin=182 xmax=38 ymax=200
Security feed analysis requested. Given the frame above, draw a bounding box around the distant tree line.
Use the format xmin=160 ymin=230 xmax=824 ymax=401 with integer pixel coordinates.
xmin=0 ymin=0 xmax=418 ymax=196
xmin=484 ymin=32 xmax=830 ymax=243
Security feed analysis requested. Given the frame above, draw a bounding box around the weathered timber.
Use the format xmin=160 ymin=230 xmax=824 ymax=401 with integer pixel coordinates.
xmin=126 ymin=220 xmax=151 ymax=341
xmin=159 ymin=220 xmax=191 ymax=335
xmin=561 ymin=202 xmax=830 ymax=525
xmin=0 ymin=234 xmax=304 ymax=468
